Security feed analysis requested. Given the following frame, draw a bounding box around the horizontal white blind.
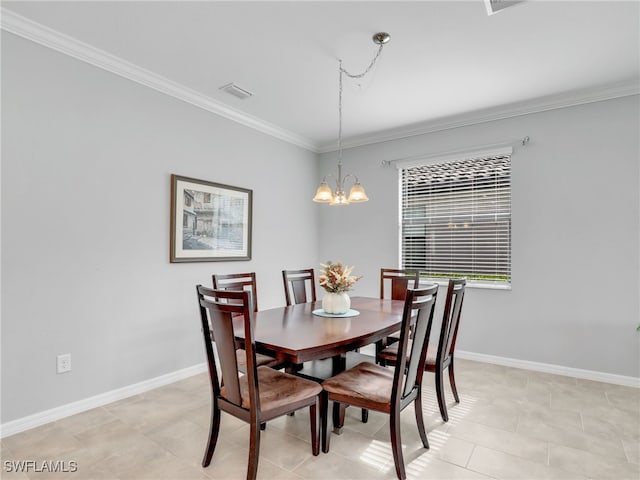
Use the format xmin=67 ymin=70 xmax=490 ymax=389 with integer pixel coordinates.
xmin=401 ymin=154 xmax=511 ymax=286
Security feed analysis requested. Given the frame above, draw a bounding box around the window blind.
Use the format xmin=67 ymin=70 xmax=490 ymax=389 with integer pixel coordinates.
xmin=401 ymin=154 xmax=511 ymax=286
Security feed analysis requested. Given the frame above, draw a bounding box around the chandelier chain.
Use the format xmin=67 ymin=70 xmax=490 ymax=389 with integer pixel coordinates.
xmin=340 ymin=44 xmax=385 ymax=79
xmin=337 ymin=43 xmax=386 ymax=164
xmin=338 ymin=61 xmax=343 ymax=162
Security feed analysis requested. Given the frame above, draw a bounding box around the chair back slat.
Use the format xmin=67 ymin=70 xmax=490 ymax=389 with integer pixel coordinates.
xmin=380 ymin=268 xmax=420 ymax=300
xmin=212 ymin=272 xmax=258 ymax=312
xmin=196 ymin=285 xmax=222 ymax=399
xmin=209 ymin=305 xmax=243 ymax=405
xmin=282 ymin=269 xmax=316 ymax=306
xmin=438 ymin=279 xmax=466 ymax=363
xmin=197 ymin=285 xmax=258 ymax=410
xmin=392 ymin=285 xmax=439 ymax=400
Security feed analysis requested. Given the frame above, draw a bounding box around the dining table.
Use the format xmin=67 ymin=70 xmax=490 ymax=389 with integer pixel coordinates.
xmin=232 ymin=296 xmax=406 ymax=431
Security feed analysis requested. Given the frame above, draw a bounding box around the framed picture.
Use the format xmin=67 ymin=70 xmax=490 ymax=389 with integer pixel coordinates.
xmin=170 ymin=174 xmax=252 ymax=262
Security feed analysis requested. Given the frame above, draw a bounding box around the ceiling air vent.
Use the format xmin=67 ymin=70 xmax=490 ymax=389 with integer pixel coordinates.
xmin=219 ymin=83 xmax=253 ymax=100
xmin=484 ymin=0 xmax=524 ymax=15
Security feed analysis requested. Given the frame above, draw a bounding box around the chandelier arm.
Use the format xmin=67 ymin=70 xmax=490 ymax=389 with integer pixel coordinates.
xmin=323 ymin=173 xmax=336 ymax=184
xmin=321 ymin=172 xmax=344 ymax=192
xmin=342 ymin=173 xmax=357 ymax=184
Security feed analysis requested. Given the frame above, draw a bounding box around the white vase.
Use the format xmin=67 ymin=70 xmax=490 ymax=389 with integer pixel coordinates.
xmin=322 ymin=292 xmax=351 ymax=314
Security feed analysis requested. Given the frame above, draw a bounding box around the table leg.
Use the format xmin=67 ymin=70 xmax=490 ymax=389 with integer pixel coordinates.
xmin=375 ymin=339 xmax=386 ymax=366
xmin=331 ymin=354 xmax=346 ymax=375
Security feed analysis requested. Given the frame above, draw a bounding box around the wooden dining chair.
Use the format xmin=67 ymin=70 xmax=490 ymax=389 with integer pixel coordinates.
xmin=321 ymin=284 xmax=439 ymax=480
xmin=196 ymin=286 xmax=323 ymax=479
xmin=377 ymin=278 xmax=466 ymax=422
xmin=377 ymin=268 xmax=420 ymax=360
xmin=380 ymin=268 xmax=420 ymax=300
xmin=212 ymin=272 xmax=259 ymax=312
xmin=282 ymin=268 xmax=316 ymax=306
xmin=196 ymin=285 xmax=281 ymax=372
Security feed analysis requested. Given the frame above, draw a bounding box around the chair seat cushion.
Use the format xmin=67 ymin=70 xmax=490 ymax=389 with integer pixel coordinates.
xmin=322 ymin=362 xmax=394 ymax=410
xmin=223 ymin=366 xmax=322 ymax=411
xmin=378 ymin=342 xmax=437 ymax=367
xmin=235 ymin=349 xmax=280 ymax=372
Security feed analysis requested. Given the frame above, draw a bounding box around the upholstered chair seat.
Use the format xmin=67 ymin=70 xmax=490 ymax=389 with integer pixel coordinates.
xmin=377 ymin=341 xmax=438 ymax=368
xmin=236 ymin=350 xmax=282 ymax=371
xmin=322 ymin=362 xmax=394 ymax=410
xmin=221 ymin=365 xmax=322 ymax=411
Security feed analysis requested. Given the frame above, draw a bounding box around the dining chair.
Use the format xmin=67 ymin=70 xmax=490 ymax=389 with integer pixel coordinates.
xmin=321 ymin=284 xmax=439 ymax=480
xmin=377 ymin=268 xmax=420 ymax=360
xmin=196 ymin=285 xmax=281 ymax=372
xmin=282 ymin=268 xmax=316 ymax=306
xmin=212 ymin=272 xmax=259 ymax=312
xmin=377 ymin=278 xmax=466 ymax=422
xmin=196 ymin=286 xmax=323 ymax=479
xmin=380 ymin=268 xmax=420 ymax=300
xmin=281 ymin=267 xmax=317 ymax=376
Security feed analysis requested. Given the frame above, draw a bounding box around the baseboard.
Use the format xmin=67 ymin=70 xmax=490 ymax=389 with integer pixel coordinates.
xmin=457 ymin=350 xmax=640 ymax=388
xmin=0 ymin=363 xmax=207 ymax=439
xmin=3 ymin=352 xmax=638 ymax=439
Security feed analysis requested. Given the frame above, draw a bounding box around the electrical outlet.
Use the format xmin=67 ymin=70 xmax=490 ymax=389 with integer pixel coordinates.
xmin=57 ymin=353 xmax=71 ymax=374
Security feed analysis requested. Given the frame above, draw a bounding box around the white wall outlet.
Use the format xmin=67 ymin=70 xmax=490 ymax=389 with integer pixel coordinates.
xmin=57 ymin=353 xmax=71 ymax=374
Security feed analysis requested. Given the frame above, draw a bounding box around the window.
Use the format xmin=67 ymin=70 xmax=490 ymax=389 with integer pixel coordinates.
xmin=400 ymin=151 xmax=511 ymax=288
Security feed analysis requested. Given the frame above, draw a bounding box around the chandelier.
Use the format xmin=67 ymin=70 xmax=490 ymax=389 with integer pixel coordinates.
xmin=313 ymin=32 xmax=390 ymax=206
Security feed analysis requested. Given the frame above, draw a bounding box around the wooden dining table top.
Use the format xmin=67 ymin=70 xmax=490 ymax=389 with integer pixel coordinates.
xmin=232 ymin=296 xmax=405 ymax=364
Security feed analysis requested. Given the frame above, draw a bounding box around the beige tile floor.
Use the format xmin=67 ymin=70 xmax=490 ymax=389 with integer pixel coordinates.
xmin=2 ymin=358 xmax=638 ymax=479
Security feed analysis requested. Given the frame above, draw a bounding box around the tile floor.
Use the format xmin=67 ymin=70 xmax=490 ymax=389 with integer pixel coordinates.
xmin=1 ymin=358 xmax=638 ymax=479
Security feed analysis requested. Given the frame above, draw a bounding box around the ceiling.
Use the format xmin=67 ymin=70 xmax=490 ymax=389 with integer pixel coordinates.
xmin=3 ymin=1 xmax=639 ymax=152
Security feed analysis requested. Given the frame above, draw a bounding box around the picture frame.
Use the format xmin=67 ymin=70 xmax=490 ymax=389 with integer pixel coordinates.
xmin=170 ymin=174 xmax=252 ymax=263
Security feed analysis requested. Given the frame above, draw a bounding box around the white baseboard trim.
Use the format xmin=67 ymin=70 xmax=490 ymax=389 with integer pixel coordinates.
xmin=0 ymin=363 xmax=207 ymax=439
xmin=3 ymin=353 xmax=639 ymax=439
xmin=457 ymin=350 xmax=640 ymax=388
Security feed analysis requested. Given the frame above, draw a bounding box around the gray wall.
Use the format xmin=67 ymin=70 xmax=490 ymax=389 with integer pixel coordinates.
xmin=318 ymin=95 xmax=640 ymax=378
xmin=1 ymin=33 xmax=320 ymax=423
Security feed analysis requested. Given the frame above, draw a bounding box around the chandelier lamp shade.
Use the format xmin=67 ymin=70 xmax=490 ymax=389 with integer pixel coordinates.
xmin=313 ymin=32 xmax=390 ymax=206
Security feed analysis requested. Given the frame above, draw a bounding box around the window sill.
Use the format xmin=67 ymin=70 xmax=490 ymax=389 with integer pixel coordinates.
xmin=419 ymin=279 xmax=512 ymax=291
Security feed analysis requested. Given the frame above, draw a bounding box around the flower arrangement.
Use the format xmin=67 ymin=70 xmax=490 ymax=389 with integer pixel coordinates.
xmin=318 ymin=261 xmax=362 ymax=293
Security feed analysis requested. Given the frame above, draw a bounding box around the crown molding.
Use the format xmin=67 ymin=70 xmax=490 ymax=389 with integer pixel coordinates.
xmin=1 ymin=9 xmax=320 ymax=153
xmin=3 ymin=8 xmax=638 ymax=156
xmin=318 ymin=80 xmax=640 ymax=153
